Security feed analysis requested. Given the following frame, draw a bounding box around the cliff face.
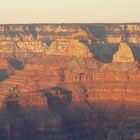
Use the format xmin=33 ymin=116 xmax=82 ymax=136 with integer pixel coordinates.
xmin=0 ymin=24 xmax=140 ymax=140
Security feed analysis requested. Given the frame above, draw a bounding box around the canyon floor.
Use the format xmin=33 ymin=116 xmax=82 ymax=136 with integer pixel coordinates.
xmin=0 ymin=24 xmax=140 ymax=140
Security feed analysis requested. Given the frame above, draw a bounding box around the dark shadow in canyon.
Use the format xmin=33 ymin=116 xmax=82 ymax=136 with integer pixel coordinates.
xmin=129 ymin=44 xmax=140 ymax=63
xmin=45 ymin=87 xmax=93 ymax=140
xmin=80 ymin=39 xmax=119 ymax=63
xmin=28 ymin=24 xmax=37 ymax=39
xmin=82 ymin=25 xmax=122 ymax=63
xmin=0 ymin=95 xmax=41 ymax=140
xmin=108 ymin=122 xmax=140 ymax=140
xmin=89 ymin=43 xmax=119 ymax=63
xmin=43 ymin=39 xmax=52 ymax=47
xmin=85 ymin=24 xmax=107 ymax=39
xmin=0 ymin=69 xmax=9 ymax=82
xmin=45 ymin=87 xmax=72 ymax=114
xmin=7 ymin=58 xmax=24 ymax=70
xmin=44 ymin=86 xmax=109 ymax=140
xmin=45 ymin=87 xmax=75 ymax=139
xmin=82 ymin=25 xmax=120 ymax=63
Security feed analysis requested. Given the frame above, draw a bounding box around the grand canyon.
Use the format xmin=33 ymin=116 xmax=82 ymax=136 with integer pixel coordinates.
xmin=0 ymin=23 xmax=140 ymax=140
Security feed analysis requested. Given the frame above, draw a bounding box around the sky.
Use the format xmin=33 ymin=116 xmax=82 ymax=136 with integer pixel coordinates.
xmin=0 ymin=0 xmax=140 ymax=24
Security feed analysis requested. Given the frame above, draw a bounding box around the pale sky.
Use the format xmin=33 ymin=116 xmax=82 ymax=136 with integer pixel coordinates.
xmin=0 ymin=0 xmax=140 ymax=24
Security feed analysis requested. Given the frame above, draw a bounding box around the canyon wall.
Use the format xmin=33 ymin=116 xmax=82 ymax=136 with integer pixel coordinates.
xmin=0 ymin=24 xmax=140 ymax=140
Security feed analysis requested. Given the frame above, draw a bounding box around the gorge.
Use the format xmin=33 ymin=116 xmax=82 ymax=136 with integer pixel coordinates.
xmin=0 ymin=23 xmax=140 ymax=140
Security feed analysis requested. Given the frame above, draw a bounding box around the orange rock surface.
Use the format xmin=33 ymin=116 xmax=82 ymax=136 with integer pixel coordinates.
xmin=0 ymin=24 xmax=140 ymax=107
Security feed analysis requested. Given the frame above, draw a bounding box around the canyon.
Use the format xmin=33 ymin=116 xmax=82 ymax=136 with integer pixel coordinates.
xmin=0 ymin=23 xmax=140 ymax=140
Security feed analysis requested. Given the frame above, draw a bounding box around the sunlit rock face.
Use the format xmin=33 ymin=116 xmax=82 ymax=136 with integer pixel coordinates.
xmin=0 ymin=24 xmax=140 ymax=140
xmin=112 ymin=43 xmax=135 ymax=62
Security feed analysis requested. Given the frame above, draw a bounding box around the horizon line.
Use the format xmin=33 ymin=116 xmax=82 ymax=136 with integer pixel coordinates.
xmin=0 ymin=22 xmax=140 ymax=25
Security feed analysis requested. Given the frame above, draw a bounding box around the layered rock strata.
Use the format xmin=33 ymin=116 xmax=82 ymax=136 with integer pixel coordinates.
xmin=0 ymin=24 xmax=140 ymax=140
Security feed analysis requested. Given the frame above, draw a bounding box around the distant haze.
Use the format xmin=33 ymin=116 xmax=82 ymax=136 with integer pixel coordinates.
xmin=0 ymin=0 xmax=140 ymax=24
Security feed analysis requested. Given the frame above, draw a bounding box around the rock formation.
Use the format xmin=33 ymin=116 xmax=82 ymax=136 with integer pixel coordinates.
xmin=0 ymin=23 xmax=140 ymax=140
xmin=113 ymin=43 xmax=135 ymax=62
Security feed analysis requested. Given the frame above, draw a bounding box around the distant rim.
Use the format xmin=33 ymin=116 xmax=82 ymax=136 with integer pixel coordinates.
xmin=0 ymin=22 xmax=140 ymax=26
